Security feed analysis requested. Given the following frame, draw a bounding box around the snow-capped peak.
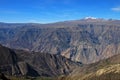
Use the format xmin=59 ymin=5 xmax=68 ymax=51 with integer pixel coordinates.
xmin=84 ymin=16 xmax=97 ymax=20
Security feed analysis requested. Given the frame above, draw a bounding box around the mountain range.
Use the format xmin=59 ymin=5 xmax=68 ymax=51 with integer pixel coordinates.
xmin=0 ymin=18 xmax=120 ymax=64
xmin=0 ymin=44 xmax=120 ymax=80
xmin=0 ymin=18 xmax=120 ymax=80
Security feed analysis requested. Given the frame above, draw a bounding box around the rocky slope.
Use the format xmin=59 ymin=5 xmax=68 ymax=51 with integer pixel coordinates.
xmin=0 ymin=44 xmax=39 ymax=77
xmin=0 ymin=44 xmax=79 ymax=78
xmin=0 ymin=19 xmax=120 ymax=64
xmin=58 ymin=54 xmax=120 ymax=80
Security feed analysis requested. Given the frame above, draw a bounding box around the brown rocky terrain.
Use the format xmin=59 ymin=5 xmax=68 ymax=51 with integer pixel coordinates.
xmin=58 ymin=54 xmax=120 ymax=80
xmin=0 ymin=19 xmax=120 ymax=64
xmin=0 ymin=44 xmax=120 ymax=80
xmin=0 ymin=44 xmax=79 ymax=78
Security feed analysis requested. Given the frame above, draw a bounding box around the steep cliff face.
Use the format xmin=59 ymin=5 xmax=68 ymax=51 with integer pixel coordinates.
xmin=0 ymin=44 xmax=79 ymax=77
xmin=0 ymin=19 xmax=120 ymax=64
xmin=0 ymin=44 xmax=39 ymax=76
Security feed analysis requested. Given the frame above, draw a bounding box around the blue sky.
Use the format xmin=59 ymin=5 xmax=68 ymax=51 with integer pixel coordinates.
xmin=0 ymin=0 xmax=120 ymax=23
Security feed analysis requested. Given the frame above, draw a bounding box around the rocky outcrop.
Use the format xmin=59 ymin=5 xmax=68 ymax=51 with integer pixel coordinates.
xmin=0 ymin=44 xmax=39 ymax=76
xmin=0 ymin=44 xmax=79 ymax=77
xmin=15 ymin=50 xmax=80 ymax=77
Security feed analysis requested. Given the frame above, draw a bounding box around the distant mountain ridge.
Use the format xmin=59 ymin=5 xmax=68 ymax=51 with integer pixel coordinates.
xmin=0 ymin=19 xmax=120 ymax=64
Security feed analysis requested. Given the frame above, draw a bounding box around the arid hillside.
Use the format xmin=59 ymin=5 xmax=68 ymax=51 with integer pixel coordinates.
xmin=0 ymin=19 xmax=120 ymax=64
xmin=58 ymin=54 xmax=120 ymax=80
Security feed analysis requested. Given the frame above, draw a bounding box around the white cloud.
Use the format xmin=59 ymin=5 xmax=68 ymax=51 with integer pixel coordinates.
xmin=111 ymin=7 xmax=120 ymax=12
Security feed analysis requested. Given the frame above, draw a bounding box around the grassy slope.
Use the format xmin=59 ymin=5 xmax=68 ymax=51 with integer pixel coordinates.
xmin=58 ymin=54 xmax=120 ymax=80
